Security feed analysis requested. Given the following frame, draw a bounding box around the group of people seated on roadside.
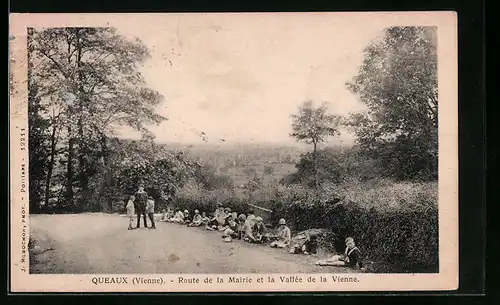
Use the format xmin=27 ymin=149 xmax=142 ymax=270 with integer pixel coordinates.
xmin=160 ymin=205 xmax=363 ymax=269
xmin=161 ymin=206 xmax=296 ymax=247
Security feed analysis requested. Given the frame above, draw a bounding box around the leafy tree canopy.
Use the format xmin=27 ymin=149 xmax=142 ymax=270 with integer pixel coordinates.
xmin=346 ymin=26 xmax=438 ymax=180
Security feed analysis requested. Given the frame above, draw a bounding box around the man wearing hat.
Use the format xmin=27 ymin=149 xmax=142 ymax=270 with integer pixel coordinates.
xmin=270 ymin=218 xmax=291 ymax=248
xmin=134 ymin=186 xmax=149 ymax=229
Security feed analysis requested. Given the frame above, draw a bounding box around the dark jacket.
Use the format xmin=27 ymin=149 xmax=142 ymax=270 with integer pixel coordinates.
xmin=252 ymin=223 xmax=266 ymax=235
xmin=304 ymin=238 xmax=318 ymax=254
xmin=134 ymin=191 xmax=148 ymax=210
xmin=345 ymin=247 xmax=363 ymax=268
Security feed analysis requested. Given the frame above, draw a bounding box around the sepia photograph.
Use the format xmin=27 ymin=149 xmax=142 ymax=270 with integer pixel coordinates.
xmin=9 ymin=12 xmax=458 ymax=292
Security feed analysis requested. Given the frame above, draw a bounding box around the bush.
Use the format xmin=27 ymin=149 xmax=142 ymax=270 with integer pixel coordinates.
xmin=174 ymin=181 xmax=250 ymax=215
xmin=270 ymin=180 xmax=438 ymax=273
xmin=173 ymin=176 xmax=438 ymax=273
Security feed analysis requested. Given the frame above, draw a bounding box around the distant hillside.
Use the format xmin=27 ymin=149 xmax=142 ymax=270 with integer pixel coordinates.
xmin=156 ymin=143 xmax=307 ymax=186
xmin=158 ymin=143 xmax=307 ymax=164
xmin=115 ymin=138 xmax=350 ymax=187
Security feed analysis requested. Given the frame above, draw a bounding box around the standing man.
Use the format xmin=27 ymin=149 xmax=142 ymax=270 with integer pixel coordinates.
xmin=134 ymin=186 xmax=148 ymax=228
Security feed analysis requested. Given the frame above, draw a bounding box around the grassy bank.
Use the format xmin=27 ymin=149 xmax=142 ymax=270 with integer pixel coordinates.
xmin=174 ymin=179 xmax=438 ymax=273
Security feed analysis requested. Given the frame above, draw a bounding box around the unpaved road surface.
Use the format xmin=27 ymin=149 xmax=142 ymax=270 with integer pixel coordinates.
xmin=29 ymin=214 xmax=351 ymax=274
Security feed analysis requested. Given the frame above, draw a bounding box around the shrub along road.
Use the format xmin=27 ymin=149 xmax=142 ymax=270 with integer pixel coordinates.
xmin=29 ymin=213 xmax=351 ymax=274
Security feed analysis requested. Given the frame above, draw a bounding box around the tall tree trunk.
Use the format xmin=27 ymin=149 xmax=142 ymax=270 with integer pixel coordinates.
xmin=313 ymin=140 xmax=319 ymax=190
xmin=100 ymin=132 xmax=113 ymax=212
xmin=66 ymin=126 xmax=74 ymax=206
xmin=62 ymin=31 xmax=77 ymax=210
xmin=77 ymin=117 xmax=88 ymax=206
xmin=75 ymin=30 xmax=90 ymax=210
xmin=44 ymin=121 xmax=58 ymax=207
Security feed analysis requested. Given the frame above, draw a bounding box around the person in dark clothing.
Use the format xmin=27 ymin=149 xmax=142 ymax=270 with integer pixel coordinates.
xmin=221 ymin=214 xmax=239 ymax=242
xmin=315 ymin=237 xmax=364 ymax=270
xmin=249 ymin=217 xmax=266 ymax=243
xmin=303 ymin=235 xmax=318 ymax=255
xmin=224 ymin=213 xmax=235 ymax=227
xmin=183 ymin=209 xmax=191 ymax=225
xmin=343 ymin=244 xmax=362 ymax=268
xmin=134 ymin=186 xmax=149 ymax=229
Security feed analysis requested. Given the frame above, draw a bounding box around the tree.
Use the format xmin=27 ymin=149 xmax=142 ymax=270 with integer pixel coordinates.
xmin=346 ymin=26 xmax=438 ymax=180
xmin=290 ymin=101 xmax=341 ymax=189
xmin=27 ymin=65 xmax=50 ymax=212
xmin=283 ymin=146 xmax=381 ymax=187
xmin=29 ymin=27 xmax=166 ymax=210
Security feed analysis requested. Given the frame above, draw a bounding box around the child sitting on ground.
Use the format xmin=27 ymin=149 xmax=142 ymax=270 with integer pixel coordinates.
xmin=201 ymin=212 xmax=210 ymax=226
xmin=170 ymin=209 xmax=184 ymax=223
xmin=183 ymin=209 xmax=191 ymax=225
xmin=126 ymin=195 xmax=136 ymax=230
xmin=289 ymin=234 xmax=318 ymax=255
xmin=221 ymin=214 xmax=239 ymax=242
xmin=223 ymin=211 xmax=238 ymax=227
xmin=247 ymin=217 xmax=266 ymax=243
xmin=217 ymin=208 xmax=230 ymax=230
xmin=237 ymin=214 xmax=247 ymax=240
xmin=206 ymin=212 xmax=219 ymax=231
xmin=231 ymin=212 xmax=238 ymax=223
xmin=269 ymin=218 xmax=291 ymax=248
xmin=161 ymin=208 xmax=173 ymax=222
xmin=243 ymin=210 xmax=257 ymax=242
xmin=314 ymin=237 xmax=364 ymax=270
xmin=188 ymin=210 xmax=203 ymax=227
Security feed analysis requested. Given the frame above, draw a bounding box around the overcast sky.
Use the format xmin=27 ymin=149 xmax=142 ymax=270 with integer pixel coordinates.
xmin=111 ymin=14 xmax=388 ymax=147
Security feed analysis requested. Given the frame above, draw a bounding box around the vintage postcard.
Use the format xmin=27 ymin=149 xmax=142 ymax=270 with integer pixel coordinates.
xmin=9 ymin=12 xmax=458 ymax=292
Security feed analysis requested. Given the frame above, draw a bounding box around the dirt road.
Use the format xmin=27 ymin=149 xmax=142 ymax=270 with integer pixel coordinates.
xmin=29 ymin=214 xmax=351 ymax=274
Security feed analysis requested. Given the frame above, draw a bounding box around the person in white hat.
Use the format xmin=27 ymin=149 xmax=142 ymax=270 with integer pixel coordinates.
xmin=188 ymin=209 xmax=203 ymax=227
xmin=183 ymin=209 xmax=191 ymax=225
xmin=270 ymin=218 xmax=291 ymax=248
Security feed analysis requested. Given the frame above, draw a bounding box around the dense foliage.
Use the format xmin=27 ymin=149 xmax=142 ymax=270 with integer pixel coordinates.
xmin=28 ymin=27 xmax=166 ymax=212
xmin=345 ymin=26 xmax=438 ymax=181
xmin=269 ymin=180 xmax=438 ymax=272
xmin=283 ymin=146 xmax=381 ymax=187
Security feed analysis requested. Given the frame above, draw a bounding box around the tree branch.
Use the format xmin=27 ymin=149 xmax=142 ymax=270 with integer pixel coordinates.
xmin=39 ymin=50 xmax=70 ymax=79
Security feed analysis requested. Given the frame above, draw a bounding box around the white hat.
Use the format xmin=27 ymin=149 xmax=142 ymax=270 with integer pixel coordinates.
xmin=195 ymin=209 xmax=200 ymax=214
xmin=184 ymin=209 xmax=189 ymax=213
xmin=278 ymin=218 xmax=286 ymax=225
xmin=256 ymin=216 xmax=263 ymax=222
